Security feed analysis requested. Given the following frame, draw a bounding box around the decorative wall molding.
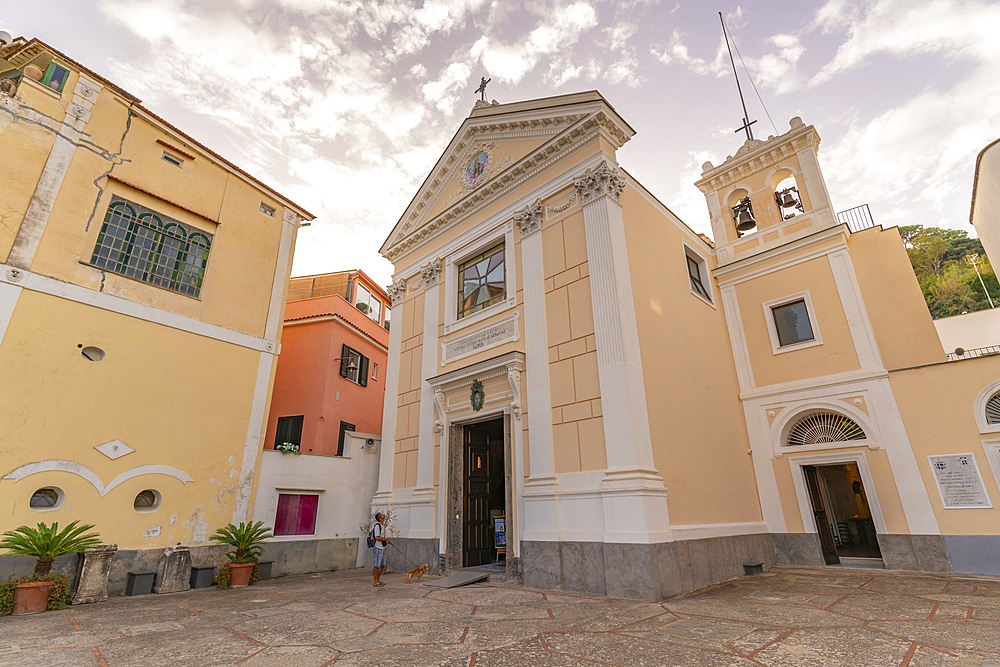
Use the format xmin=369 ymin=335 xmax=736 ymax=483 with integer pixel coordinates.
xmin=2 ymin=460 xmax=193 ymax=497
xmin=506 ymin=362 xmax=524 ymax=420
xmin=387 ymin=278 xmax=407 ymax=305
xmin=94 ymin=439 xmax=134 ymax=460
xmin=514 ymin=198 xmax=544 ymax=237
xmin=420 ymin=258 xmax=443 ymax=287
xmin=546 ymin=193 xmax=577 ymax=216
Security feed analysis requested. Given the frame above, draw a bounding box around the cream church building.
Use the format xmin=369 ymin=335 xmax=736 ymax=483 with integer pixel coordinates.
xmin=374 ymin=92 xmax=1000 ymax=600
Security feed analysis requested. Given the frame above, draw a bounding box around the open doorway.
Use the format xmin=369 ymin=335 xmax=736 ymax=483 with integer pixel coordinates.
xmin=804 ymin=463 xmax=881 ymax=565
xmin=463 ymin=418 xmax=506 ymax=568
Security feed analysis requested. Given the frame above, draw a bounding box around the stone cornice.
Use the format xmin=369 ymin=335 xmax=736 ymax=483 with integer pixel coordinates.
xmin=383 ymin=110 xmax=631 ymax=262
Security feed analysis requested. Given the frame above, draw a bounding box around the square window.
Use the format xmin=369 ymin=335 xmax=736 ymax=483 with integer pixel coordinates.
xmin=340 ymin=344 xmax=369 ymax=386
xmin=275 ymin=415 xmax=304 ymax=451
xmin=458 ymin=242 xmax=505 ymax=319
xmin=772 ymin=299 xmax=815 ymax=347
xmin=40 ymin=62 xmax=69 ymax=93
xmin=274 ymin=493 xmax=318 ymax=535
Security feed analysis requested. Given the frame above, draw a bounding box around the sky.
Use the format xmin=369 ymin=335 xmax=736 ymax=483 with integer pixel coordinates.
xmin=4 ymin=0 xmax=999 ymax=288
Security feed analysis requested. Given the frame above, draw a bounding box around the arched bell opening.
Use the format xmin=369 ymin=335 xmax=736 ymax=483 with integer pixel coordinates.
xmin=770 ymin=169 xmax=804 ymax=220
xmin=727 ymin=187 xmax=755 ymax=237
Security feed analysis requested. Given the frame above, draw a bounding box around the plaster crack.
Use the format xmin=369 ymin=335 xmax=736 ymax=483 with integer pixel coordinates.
xmin=85 ymin=110 xmax=134 ymax=232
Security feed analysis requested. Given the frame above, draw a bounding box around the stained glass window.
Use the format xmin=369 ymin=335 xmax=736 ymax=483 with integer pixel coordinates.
xmin=458 ymin=243 xmax=505 ymax=319
xmin=90 ymin=196 xmax=212 ymax=298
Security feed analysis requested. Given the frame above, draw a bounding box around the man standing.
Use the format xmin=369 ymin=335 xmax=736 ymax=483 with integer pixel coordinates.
xmin=372 ymin=512 xmax=389 ymax=587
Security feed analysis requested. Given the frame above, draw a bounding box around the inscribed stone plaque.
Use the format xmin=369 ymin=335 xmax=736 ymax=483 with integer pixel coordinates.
xmin=929 ymin=454 xmax=992 ymax=509
xmin=441 ymin=312 xmax=519 ymax=364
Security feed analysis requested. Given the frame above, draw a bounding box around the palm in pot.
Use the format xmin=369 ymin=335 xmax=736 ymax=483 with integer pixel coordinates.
xmin=210 ymin=521 xmax=272 ymax=587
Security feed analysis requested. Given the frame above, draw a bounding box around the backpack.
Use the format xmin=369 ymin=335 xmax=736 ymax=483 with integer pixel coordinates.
xmin=366 ymin=527 xmax=376 ymax=549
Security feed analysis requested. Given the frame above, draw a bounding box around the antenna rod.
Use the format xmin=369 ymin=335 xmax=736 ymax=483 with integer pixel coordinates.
xmin=720 ymin=11 xmax=754 ymax=141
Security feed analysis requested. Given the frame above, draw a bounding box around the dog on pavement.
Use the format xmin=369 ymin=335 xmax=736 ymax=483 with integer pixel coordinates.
xmin=405 ymin=563 xmax=429 ymax=583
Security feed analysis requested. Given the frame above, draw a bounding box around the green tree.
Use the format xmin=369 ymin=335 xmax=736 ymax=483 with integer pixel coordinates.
xmin=900 ymin=225 xmax=996 ymax=318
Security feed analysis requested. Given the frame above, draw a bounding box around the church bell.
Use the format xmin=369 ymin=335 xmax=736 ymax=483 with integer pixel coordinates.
xmin=732 ymin=196 xmax=756 ymax=232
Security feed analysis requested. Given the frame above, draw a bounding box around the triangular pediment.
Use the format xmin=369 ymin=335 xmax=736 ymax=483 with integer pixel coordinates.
xmin=380 ymin=91 xmax=633 ymax=263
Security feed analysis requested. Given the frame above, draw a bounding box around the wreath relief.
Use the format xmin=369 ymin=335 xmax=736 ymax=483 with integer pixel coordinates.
xmin=471 ymin=380 xmax=485 ymax=412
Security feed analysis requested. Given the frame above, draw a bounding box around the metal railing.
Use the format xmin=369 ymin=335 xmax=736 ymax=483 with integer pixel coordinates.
xmin=836 ymin=204 xmax=876 ymax=233
xmin=946 ymin=345 xmax=1000 ymax=362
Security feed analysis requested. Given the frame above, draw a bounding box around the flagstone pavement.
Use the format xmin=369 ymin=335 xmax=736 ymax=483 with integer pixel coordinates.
xmin=3 ymin=566 xmax=1000 ymax=666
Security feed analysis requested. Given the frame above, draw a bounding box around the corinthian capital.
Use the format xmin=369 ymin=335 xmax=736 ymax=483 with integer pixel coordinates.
xmin=420 ymin=258 xmax=443 ymax=286
xmin=574 ymin=161 xmax=626 ymax=205
xmin=387 ymin=278 xmax=407 ymax=305
xmin=514 ymin=198 xmax=544 ymax=237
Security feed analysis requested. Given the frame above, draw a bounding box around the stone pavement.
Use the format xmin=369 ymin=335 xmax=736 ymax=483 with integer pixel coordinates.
xmin=2 ymin=566 xmax=1000 ymax=666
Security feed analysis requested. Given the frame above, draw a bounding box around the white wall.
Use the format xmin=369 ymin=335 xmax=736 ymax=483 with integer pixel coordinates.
xmin=251 ymin=433 xmax=381 ymax=568
xmin=935 ymin=308 xmax=1000 ymax=353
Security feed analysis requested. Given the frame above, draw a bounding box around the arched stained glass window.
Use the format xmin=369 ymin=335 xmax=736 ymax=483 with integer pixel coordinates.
xmin=90 ymin=196 xmax=213 ymax=298
xmin=987 ymin=393 xmax=1000 ymax=425
xmin=787 ymin=411 xmax=867 ymax=447
xmin=458 ymin=243 xmax=505 ymax=318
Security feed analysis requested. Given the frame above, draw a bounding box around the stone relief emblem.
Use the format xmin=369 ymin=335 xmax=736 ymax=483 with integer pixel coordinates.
xmin=546 ymin=193 xmax=577 ymax=215
xmin=444 ymin=143 xmax=515 ymax=207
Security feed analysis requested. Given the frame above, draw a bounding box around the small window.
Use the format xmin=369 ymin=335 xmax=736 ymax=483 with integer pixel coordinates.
xmin=30 ymin=487 xmax=62 ymax=509
xmin=772 ymin=299 xmax=814 ymax=347
xmin=259 ymin=202 xmax=276 ymax=217
xmin=987 ymin=394 xmax=1000 ymax=425
xmin=274 ymin=493 xmax=318 ymax=536
xmin=339 ymin=344 xmax=369 ymax=386
xmin=371 ymin=362 xmax=378 ymax=381
xmin=382 ymin=306 xmax=391 ymax=332
xmin=40 ymin=62 xmax=70 ymax=93
xmin=458 ymin=242 xmax=505 ymax=319
xmin=337 ymin=421 xmax=356 ymax=457
xmin=162 ymin=152 xmax=183 ymax=167
xmin=355 ymin=283 xmax=382 ymax=324
xmin=275 ymin=415 xmax=304 ymax=451
xmin=685 ymin=249 xmax=711 ymax=302
xmin=134 ymin=489 xmax=160 ymax=512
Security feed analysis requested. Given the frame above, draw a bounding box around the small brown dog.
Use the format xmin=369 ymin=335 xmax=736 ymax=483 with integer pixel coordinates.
xmin=405 ymin=564 xmax=429 ymax=583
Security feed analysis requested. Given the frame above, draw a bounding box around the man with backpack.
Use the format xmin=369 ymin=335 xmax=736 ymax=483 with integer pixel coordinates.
xmin=370 ymin=512 xmax=389 ymax=587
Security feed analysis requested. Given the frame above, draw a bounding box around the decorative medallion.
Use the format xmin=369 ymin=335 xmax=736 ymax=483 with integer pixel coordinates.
xmin=463 ymin=150 xmax=492 ymax=188
xmin=95 ymin=439 xmax=135 ymax=460
xmin=471 ymin=380 xmax=485 ymax=412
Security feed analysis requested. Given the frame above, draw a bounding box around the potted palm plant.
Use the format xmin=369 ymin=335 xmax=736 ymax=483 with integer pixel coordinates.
xmin=0 ymin=521 xmax=101 ymax=615
xmin=210 ymin=521 xmax=272 ymax=588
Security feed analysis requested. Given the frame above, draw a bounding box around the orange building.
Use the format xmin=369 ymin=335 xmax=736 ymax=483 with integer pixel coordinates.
xmin=251 ymin=270 xmax=389 ymax=575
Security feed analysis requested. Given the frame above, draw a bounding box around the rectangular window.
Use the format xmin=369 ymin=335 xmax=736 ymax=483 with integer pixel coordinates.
xmin=686 ymin=252 xmax=711 ymax=302
xmin=339 ymin=344 xmax=369 ymax=386
xmin=259 ymin=202 xmax=275 ymax=217
xmin=772 ymin=299 xmax=815 ymax=347
xmin=40 ymin=61 xmax=70 ymax=93
xmin=90 ymin=196 xmax=212 ymax=298
xmin=161 ymin=152 xmax=183 ymax=167
xmin=337 ymin=421 xmax=356 ymax=457
xmin=383 ymin=306 xmax=391 ymax=332
xmin=274 ymin=493 xmax=318 ymax=536
xmin=458 ymin=242 xmax=505 ymax=319
xmin=372 ymin=362 xmax=378 ymax=380
xmin=354 ymin=283 xmax=382 ymax=324
xmin=274 ymin=415 xmax=304 ymax=450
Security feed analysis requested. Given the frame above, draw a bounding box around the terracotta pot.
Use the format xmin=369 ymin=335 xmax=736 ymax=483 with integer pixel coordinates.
xmin=228 ymin=563 xmax=255 ymax=587
xmin=12 ymin=581 xmax=53 ymax=615
xmin=22 ymin=64 xmax=43 ymax=81
xmin=0 ymin=78 xmax=16 ymax=96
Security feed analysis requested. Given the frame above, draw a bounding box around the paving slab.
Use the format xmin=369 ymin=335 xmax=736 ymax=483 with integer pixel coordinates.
xmin=3 ymin=566 xmax=1000 ymax=665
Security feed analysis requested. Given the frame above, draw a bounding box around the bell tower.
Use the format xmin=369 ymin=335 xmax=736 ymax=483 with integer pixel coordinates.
xmin=694 ymin=117 xmax=838 ymax=267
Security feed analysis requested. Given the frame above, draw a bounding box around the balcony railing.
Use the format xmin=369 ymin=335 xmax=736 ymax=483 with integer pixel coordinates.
xmin=837 ymin=204 xmax=876 ymax=233
xmin=946 ymin=345 xmax=1000 ymax=362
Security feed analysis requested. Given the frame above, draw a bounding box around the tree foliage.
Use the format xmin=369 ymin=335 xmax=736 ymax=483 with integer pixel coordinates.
xmin=0 ymin=521 xmax=102 ymax=575
xmin=900 ymin=225 xmax=997 ymax=319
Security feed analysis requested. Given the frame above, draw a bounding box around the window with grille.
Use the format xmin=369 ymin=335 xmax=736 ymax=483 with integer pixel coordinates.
xmin=275 ymin=415 xmax=304 ymax=450
xmin=30 ymin=488 xmax=60 ymax=508
xmin=340 ymin=344 xmax=369 ymax=386
xmin=987 ymin=394 xmax=1000 ymax=425
xmin=458 ymin=242 xmax=505 ymax=319
xmin=90 ymin=196 xmax=212 ymax=298
xmin=274 ymin=494 xmax=318 ymax=536
xmin=337 ymin=421 xmax=356 ymax=457
xmin=786 ymin=411 xmax=867 ymax=447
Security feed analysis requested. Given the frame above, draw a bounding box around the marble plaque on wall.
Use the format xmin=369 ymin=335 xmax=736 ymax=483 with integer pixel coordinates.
xmin=929 ymin=454 xmax=992 ymax=509
xmin=441 ymin=312 xmax=519 ymax=365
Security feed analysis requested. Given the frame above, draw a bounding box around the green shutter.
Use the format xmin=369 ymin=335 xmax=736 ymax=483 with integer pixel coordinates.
xmin=358 ymin=354 xmax=369 ymax=387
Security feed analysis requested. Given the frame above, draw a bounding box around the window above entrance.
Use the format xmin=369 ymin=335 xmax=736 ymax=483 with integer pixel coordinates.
xmin=458 ymin=242 xmax=505 ymax=319
xmin=442 ymin=220 xmax=517 ymax=335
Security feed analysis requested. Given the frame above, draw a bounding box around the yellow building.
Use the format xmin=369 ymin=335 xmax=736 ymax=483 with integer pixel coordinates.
xmin=375 ymin=92 xmax=1000 ymax=599
xmin=0 ymin=37 xmax=313 ymax=592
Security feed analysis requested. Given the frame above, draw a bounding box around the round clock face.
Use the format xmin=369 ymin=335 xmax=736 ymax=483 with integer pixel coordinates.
xmin=464 ymin=151 xmax=490 ymax=187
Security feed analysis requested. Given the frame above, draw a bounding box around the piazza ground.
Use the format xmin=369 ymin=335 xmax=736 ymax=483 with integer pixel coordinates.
xmin=2 ymin=567 xmax=1000 ymax=666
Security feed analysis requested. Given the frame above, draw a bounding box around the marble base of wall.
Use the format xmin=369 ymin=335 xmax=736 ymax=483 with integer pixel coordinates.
xmin=376 ymin=537 xmax=440 ymax=575
xmin=878 ymin=534 xmax=954 ymax=573
xmin=523 ymin=534 xmax=776 ymax=601
xmin=260 ymin=538 xmax=359 ymax=578
xmin=943 ymin=535 xmax=1000 ymax=576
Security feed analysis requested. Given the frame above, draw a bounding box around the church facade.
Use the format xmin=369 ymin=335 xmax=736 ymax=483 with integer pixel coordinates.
xmin=375 ymin=91 xmax=1000 ymax=599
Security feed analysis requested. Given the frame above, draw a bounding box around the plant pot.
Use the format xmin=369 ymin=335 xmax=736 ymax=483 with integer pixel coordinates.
xmin=228 ymin=563 xmax=255 ymax=588
xmin=12 ymin=581 xmax=53 ymax=615
xmin=23 ymin=64 xmax=43 ymax=81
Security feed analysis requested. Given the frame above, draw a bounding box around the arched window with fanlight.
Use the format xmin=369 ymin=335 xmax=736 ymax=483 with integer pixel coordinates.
xmin=786 ymin=411 xmax=867 ymax=447
xmin=987 ymin=393 xmax=1000 ymax=425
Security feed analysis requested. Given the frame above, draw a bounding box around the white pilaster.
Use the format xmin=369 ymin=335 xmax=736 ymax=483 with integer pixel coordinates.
xmin=575 ymin=161 xmax=671 ymax=544
xmin=409 ymin=260 xmax=442 ymax=538
xmin=0 ymin=276 xmax=24 ymax=347
xmin=516 ymin=199 xmax=561 ymax=542
xmin=373 ymin=279 xmax=406 ymax=504
xmin=232 ymin=350 xmax=276 ymax=522
xmin=828 ymin=249 xmax=884 ymax=370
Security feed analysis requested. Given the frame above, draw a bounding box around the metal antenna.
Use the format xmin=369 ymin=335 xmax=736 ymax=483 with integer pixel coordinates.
xmin=720 ymin=11 xmax=756 ymax=141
